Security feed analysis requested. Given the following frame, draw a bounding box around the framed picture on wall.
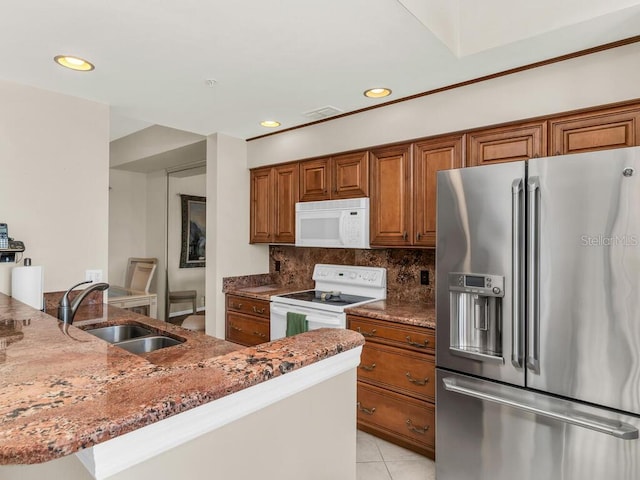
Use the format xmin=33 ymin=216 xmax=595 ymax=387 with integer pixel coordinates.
xmin=179 ymin=194 xmax=206 ymax=268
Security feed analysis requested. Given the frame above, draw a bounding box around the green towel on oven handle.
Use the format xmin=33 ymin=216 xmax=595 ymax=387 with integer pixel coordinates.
xmin=286 ymin=312 xmax=308 ymax=336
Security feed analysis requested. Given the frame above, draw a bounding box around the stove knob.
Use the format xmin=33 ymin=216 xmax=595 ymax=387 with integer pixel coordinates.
xmin=492 ymin=287 xmax=501 ymax=295
xmin=350 ymin=272 xmax=356 ymax=279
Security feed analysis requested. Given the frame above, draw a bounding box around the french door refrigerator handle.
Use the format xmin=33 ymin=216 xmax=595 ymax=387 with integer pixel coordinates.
xmin=527 ymin=176 xmax=540 ymax=373
xmin=511 ymin=178 xmax=524 ymax=368
xmin=442 ymin=377 xmax=639 ymax=440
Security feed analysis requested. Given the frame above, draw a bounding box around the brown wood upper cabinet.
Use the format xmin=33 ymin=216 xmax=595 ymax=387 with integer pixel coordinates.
xmin=413 ymin=136 xmax=464 ymax=247
xmin=370 ymin=136 xmax=462 ymax=248
xmin=549 ymin=105 xmax=640 ymax=156
xmin=467 ymin=121 xmax=547 ymax=166
xmin=370 ymin=143 xmax=413 ymax=246
xmin=299 ymin=151 xmax=369 ymax=202
xmin=250 ymin=163 xmax=299 ymax=243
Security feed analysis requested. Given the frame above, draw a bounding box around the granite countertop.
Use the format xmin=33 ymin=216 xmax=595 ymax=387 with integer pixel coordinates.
xmin=224 ymin=283 xmax=307 ymax=301
xmin=346 ymin=300 xmax=436 ymax=329
xmin=0 ymin=294 xmax=364 ymax=465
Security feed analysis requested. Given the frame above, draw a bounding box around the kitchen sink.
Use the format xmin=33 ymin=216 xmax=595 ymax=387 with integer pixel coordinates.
xmin=85 ymin=325 xmax=152 ymax=343
xmin=114 ymin=336 xmax=184 ymax=354
xmin=84 ymin=324 xmax=185 ymax=354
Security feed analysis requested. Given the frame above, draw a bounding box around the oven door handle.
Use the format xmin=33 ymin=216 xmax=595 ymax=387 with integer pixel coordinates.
xmin=270 ymin=304 xmax=344 ymax=326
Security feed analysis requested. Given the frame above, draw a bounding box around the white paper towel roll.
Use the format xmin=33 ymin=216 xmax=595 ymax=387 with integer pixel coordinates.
xmin=11 ymin=265 xmax=44 ymax=310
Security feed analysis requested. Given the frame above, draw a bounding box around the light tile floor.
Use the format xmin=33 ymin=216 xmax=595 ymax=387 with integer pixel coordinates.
xmin=357 ymin=430 xmax=436 ymax=480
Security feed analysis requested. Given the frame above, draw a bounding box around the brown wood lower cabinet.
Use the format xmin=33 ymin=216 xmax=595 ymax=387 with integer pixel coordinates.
xmin=225 ymin=294 xmax=270 ymax=346
xmin=357 ymin=383 xmax=435 ymax=457
xmin=348 ymin=314 xmax=436 ymax=459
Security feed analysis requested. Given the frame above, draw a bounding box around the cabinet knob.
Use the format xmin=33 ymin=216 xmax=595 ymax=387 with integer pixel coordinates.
xmin=402 ymin=231 xmax=408 ymax=241
xmin=416 ymin=232 xmax=421 ymax=241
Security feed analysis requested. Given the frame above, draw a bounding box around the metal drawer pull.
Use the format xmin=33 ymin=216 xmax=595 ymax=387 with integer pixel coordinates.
xmin=230 ymin=325 xmax=243 ymax=332
xmin=357 ymin=402 xmax=376 ymax=415
xmin=406 ymin=336 xmax=429 ymax=348
xmin=253 ymin=331 xmax=267 ymax=339
xmin=406 ymin=419 xmax=429 ymax=434
xmin=406 ymin=372 xmax=429 ymax=386
xmin=360 ymin=363 xmax=376 ymax=372
xmin=357 ymin=327 xmax=377 ymax=337
xmin=252 ymin=306 xmax=266 ymax=314
xmin=230 ymin=302 xmax=243 ymax=309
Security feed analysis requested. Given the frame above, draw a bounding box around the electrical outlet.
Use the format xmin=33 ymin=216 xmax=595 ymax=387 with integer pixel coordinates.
xmin=85 ymin=269 xmax=103 ymax=283
xmin=275 ymin=260 xmax=281 ymax=272
xmin=420 ymin=270 xmax=429 ymax=285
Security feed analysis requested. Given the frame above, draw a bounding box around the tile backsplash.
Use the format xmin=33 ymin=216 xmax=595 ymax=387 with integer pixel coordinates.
xmin=270 ymin=246 xmax=435 ymax=304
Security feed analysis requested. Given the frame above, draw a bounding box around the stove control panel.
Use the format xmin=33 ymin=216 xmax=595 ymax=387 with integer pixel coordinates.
xmin=313 ymin=264 xmax=387 ymax=289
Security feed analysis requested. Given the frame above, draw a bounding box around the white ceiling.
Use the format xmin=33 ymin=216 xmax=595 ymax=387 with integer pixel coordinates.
xmin=1 ymin=0 xmax=639 ymax=141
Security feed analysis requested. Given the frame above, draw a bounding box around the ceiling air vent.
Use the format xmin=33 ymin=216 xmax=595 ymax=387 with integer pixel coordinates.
xmin=303 ymin=105 xmax=343 ymax=121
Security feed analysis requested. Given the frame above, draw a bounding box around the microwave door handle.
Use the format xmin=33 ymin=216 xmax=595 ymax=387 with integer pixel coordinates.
xmin=338 ymin=211 xmax=347 ymax=245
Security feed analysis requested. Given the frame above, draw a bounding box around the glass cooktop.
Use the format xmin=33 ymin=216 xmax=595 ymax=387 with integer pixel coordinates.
xmin=278 ymin=290 xmax=375 ymax=307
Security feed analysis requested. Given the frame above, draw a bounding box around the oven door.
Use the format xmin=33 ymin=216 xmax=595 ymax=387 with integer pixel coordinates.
xmin=270 ymin=301 xmax=346 ymax=340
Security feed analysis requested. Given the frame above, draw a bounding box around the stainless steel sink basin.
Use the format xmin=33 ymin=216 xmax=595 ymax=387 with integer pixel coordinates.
xmin=115 ymin=336 xmax=184 ymax=354
xmin=86 ymin=325 xmax=152 ymax=343
xmin=84 ymin=324 xmax=185 ymax=355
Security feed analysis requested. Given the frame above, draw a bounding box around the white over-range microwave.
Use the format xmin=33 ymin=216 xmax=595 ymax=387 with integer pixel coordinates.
xmin=295 ymin=197 xmax=370 ymax=249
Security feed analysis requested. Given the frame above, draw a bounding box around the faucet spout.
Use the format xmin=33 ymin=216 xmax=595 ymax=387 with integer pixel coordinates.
xmin=58 ymin=280 xmax=109 ymax=325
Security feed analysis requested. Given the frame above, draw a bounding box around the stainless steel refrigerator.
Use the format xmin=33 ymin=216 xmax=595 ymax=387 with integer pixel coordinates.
xmin=436 ymin=146 xmax=640 ymax=479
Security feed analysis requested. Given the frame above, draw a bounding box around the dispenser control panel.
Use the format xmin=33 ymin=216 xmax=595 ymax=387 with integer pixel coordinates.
xmin=449 ymin=273 xmax=504 ymax=297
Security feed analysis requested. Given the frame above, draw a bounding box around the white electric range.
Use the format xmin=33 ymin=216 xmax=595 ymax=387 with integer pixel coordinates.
xmin=270 ymin=264 xmax=387 ymax=340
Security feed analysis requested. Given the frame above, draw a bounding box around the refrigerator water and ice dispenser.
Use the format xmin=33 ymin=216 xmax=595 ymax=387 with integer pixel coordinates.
xmin=449 ymin=273 xmax=505 ymax=363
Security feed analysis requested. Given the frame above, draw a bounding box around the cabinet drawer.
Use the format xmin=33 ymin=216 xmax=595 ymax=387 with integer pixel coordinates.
xmin=226 ymin=312 xmax=270 ymax=346
xmin=226 ymin=295 xmax=270 ymax=319
xmin=357 ymin=383 xmax=435 ymax=451
xmin=348 ymin=315 xmax=435 ymax=354
xmin=358 ymin=342 xmax=435 ymax=401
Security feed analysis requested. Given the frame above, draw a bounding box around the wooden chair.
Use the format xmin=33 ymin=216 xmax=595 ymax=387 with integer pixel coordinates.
xmin=125 ymin=257 xmax=158 ymax=293
xmin=166 ymin=270 xmax=198 ymax=321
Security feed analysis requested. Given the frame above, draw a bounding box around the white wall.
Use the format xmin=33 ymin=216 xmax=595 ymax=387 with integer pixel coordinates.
xmin=108 ymin=170 xmax=148 ymax=286
xmin=207 ymin=134 xmax=269 ymax=338
xmin=167 ymin=172 xmax=206 ymax=316
xmin=0 ymin=79 xmax=109 ymax=294
xmin=247 ymin=42 xmax=640 ymax=166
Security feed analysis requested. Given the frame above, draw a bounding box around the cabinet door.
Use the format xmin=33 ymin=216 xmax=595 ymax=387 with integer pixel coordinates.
xmin=332 ymin=151 xmax=369 ymax=199
xmin=550 ymin=105 xmax=640 ymax=155
xmin=250 ymin=167 xmax=272 ymax=243
xmin=357 ymin=383 xmax=435 ymax=458
xmin=299 ymin=157 xmax=330 ymax=202
xmin=273 ymin=163 xmax=299 ymax=243
xmin=370 ymin=144 xmax=412 ymax=246
xmin=467 ymin=121 xmax=547 ymax=166
xmin=226 ymin=311 xmax=270 ymax=346
xmin=413 ymin=135 xmax=463 ymax=247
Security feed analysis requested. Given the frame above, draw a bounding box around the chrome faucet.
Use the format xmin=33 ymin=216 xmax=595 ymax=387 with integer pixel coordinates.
xmin=57 ymin=280 xmax=109 ymax=325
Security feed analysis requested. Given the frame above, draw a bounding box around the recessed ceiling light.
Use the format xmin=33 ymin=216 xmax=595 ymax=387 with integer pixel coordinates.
xmin=260 ymin=120 xmax=281 ymax=128
xmin=364 ymin=88 xmax=391 ymax=98
xmin=54 ymin=55 xmax=95 ymax=72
